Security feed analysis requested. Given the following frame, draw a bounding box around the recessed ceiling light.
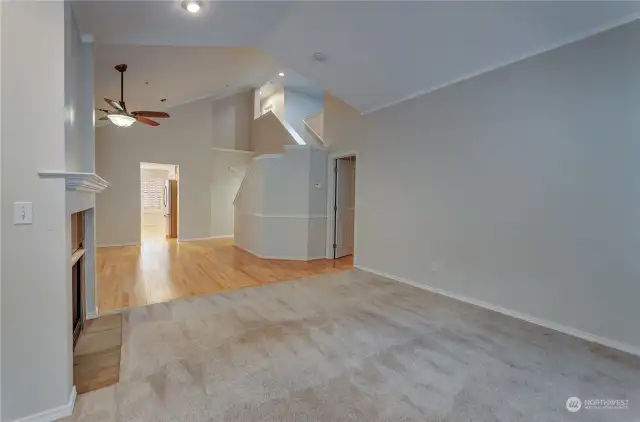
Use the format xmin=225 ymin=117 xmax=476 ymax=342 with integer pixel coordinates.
xmin=181 ymin=0 xmax=201 ymax=13
xmin=278 ymin=72 xmax=284 ymax=77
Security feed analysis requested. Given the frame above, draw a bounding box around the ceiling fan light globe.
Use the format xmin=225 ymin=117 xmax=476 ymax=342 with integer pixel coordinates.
xmin=182 ymin=0 xmax=201 ymax=13
xmin=107 ymin=114 xmax=136 ymax=127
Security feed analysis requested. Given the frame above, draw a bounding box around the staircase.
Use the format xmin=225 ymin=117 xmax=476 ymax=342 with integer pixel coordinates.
xmin=234 ymin=114 xmax=328 ymax=260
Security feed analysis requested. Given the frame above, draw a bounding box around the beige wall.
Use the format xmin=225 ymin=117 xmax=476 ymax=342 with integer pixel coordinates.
xmin=1 ymin=3 xmax=73 ymax=420
xmin=211 ymin=90 xmax=253 ymax=151
xmin=323 ymin=93 xmax=363 ymax=154
xmin=354 ymin=20 xmax=640 ymax=351
xmin=97 ymin=92 xmax=253 ymax=245
xmin=211 ymin=150 xmax=252 ymax=237
xmin=97 ymin=97 xmax=211 ymax=245
xmin=251 ymin=111 xmax=296 ymax=156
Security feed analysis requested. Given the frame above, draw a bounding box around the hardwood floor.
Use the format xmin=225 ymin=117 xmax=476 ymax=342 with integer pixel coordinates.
xmin=97 ymin=237 xmax=354 ymax=313
xmin=74 ymin=314 xmax=122 ymax=394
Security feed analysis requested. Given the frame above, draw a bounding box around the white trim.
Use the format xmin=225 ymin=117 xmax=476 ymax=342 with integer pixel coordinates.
xmin=86 ymin=310 xmax=98 ymax=320
xmin=326 ymin=151 xmax=359 ymax=259
xmin=355 ymin=265 xmax=640 ymax=358
xmin=234 ymin=243 xmax=324 ymax=261
xmin=177 ymin=235 xmax=233 ymax=242
xmin=284 ymin=144 xmax=326 ymax=151
xmin=38 ymin=171 xmax=108 ymax=193
xmin=253 ymin=153 xmax=283 ymax=161
xmin=80 ymin=34 xmax=94 ymax=43
xmin=211 ymin=147 xmax=254 ymax=155
xmin=237 ymin=212 xmax=327 ymax=219
xmin=233 ymin=163 xmax=252 ymax=205
xmin=71 ymin=248 xmax=86 ymax=267
xmin=12 ymin=386 xmax=76 ymax=422
xmin=97 ymin=242 xmax=139 ymax=248
xmin=178 ymin=237 xmax=213 ymax=242
xmin=361 ymin=13 xmax=640 ymax=115
xmin=281 ymin=120 xmax=306 ymax=145
xmin=303 ymin=120 xmax=324 ymax=145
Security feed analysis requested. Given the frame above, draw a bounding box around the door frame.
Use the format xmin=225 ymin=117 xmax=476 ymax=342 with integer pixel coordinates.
xmin=326 ymin=150 xmax=358 ymax=260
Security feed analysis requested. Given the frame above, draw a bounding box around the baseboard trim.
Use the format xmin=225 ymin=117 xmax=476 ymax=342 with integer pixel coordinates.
xmin=178 ymin=235 xmax=233 ymax=242
xmin=355 ymin=265 xmax=640 ymax=358
xmin=234 ymin=243 xmax=322 ymax=261
xmin=86 ymin=310 xmax=98 ymax=320
xmin=12 ymin=386 xmax=76 ymax=422
xmin=211 ymin=147 xmax=254 ymax=155
xmin=237 ymin=212 xmax=327 ymax=219
xmin=97 ymin=242 xmax=139 ymax=248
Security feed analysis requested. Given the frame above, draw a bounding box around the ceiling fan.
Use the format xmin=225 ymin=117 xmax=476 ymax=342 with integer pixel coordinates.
xmin=97 ymin=64 xmax=170 ymax=127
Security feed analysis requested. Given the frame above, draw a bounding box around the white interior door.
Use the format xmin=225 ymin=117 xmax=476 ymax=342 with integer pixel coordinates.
xmin=335 ymin=158 xmax=355 ymax=258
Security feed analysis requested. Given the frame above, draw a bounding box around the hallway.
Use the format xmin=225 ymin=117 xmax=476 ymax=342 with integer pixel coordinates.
xmin=97 ymin=238 xmax=353 ymax=313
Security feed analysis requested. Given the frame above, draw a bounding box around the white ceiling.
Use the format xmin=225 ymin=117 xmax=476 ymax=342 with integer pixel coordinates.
xmin=94 ymin=45 xmax=280 ymax=112
xmin=140 ymin=162 xmax=176 ymax=172
xmin=74 ymin=1 xmax=640 ymax=113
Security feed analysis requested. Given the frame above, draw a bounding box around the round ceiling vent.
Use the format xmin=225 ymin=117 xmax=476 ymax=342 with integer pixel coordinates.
xmin=313 ymin=52 xmax=327 ymax=62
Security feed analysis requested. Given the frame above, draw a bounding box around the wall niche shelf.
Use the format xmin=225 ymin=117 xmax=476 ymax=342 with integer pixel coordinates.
xmin=38 ymin=171 xmax=109 ymax=193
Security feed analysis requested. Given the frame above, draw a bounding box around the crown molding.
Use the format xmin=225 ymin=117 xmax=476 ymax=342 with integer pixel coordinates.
xmin=38 ymin=171 xmax=109 ymax=193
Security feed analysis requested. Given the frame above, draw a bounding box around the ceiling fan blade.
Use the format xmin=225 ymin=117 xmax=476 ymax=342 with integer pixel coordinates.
xmin=136 ymin=116 xmax=160 ymax=127
xmin=99 ymin=116 xmax=109 ymax=121
xmin=131 ymin=111 xmax=170 ymax=118
xmin=104 ymin=98 xmax=123 ymax=112
xmin=96 ymin=108 xmax=110 ymax=113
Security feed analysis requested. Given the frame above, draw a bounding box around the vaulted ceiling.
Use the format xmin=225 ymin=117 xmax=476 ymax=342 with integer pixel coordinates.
xmin=94 ymin=45 xmax=279 ymax=112
xmin=73 ymin=1 xmax=640 ymax=113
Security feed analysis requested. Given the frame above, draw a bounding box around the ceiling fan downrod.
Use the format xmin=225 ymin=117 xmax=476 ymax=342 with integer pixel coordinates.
xmin=114 ymin=64 xmax=128 ymax=105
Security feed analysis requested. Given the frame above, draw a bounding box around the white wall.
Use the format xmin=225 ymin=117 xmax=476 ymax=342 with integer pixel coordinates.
xmin=64 ymin=5 xmax=92 ymax=173
xmin=354 ymin=21 xmax=640 ymax=351
xmin=211 ymin=150 xmax=251 ymax=237
xmin=97 ymin=91 xmax=253 ymax=245
xmin=235 ymin=146 xmax=327 ymax=260
xmin=0 ymin=2 xmax=4 ymax=418
xmin=284 ymin=88 xmax=324 ymax=146
xmin=1 ymin=2 xmax=73 ymax=421
xmin=64 ymin=3 xmax=98 ymax=325
xmin=307 ymin=147 xmax=328 ymax=258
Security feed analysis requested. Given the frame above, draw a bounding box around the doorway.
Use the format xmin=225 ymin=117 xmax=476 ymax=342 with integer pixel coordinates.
xmin=327 ymin=153 xmax=357 ymax=260
xmin=140 ymin=162 xmax=179 ymax=242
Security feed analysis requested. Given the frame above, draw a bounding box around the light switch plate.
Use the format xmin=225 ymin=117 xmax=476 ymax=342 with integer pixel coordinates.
xmin=14 ymin=202 xmax=33 ymax=225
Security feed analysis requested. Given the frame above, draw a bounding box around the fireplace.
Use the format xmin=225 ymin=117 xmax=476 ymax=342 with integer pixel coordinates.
xmin=71 ymin=211 xmax=86 ymax=347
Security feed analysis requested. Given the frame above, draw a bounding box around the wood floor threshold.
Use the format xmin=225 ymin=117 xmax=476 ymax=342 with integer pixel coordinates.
xmin=73 ymin=314 xmax=122 ymax=394
xmin=97 ymin=237 xmax=353 ymax=313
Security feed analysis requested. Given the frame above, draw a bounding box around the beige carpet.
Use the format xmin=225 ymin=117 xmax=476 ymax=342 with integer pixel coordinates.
xmin=64 ymin=269 xmax=640 ymax=421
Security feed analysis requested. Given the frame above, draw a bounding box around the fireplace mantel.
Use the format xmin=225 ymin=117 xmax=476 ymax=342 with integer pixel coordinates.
xmin=38 ymin=171 xmax=108 ymax=193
